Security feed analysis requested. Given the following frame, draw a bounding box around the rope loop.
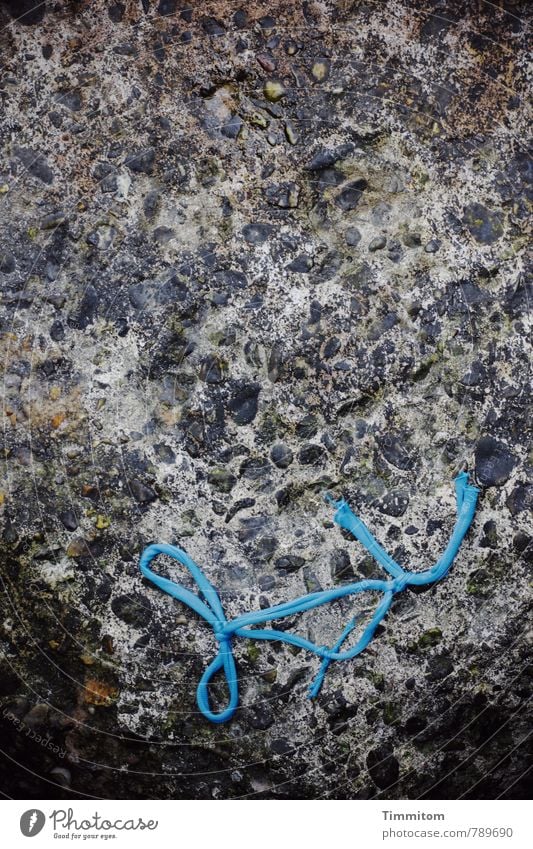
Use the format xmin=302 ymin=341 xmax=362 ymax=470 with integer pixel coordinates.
xmin=139 ymin=473 xmax=479 ymax=723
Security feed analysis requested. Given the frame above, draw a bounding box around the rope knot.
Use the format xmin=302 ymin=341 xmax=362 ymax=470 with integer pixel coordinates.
xmin=393 ymin=574 xmax=409 ymax=592
xmin=213 ymin=620 xmax=230 ymax=642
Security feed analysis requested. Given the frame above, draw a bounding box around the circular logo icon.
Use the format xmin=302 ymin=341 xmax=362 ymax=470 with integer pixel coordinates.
xmin=20 ymin=810 xmax=46 ymax=837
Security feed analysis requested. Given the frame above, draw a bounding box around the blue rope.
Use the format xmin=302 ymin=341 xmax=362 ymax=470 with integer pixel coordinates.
xmin=139 ymin=472 xmax=479 ymax=723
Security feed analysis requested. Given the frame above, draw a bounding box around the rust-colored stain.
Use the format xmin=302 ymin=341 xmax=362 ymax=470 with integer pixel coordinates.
xmin=50 ymin=411 xmax=66 ymax=429
xmin=82 ymin=677 xmax=119 ymax=706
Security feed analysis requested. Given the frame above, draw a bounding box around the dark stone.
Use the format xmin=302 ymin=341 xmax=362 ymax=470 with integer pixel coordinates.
xmin=254 ymin=535 xmax=278 ymax=562
xmin=151 ymin=227 xmax=175 ymax=247
xmin=474 ymin=436 xmax=517 ymax=486
xmin=242 ymin=223 xmax=273 ymax=244
xmin=202 ymin=16 xmax=225 ymax=36
xmin=108 ymin=3 xmax=125 ymax=22
xmin=58 ymin=91 xmax=82 ymax=112
xmin=306 ymin=144 xmax=353 ymax=171
xmin=330 ymin=549 xmax=355 ymax=582
xmin=376 ymin=490 xmax=409 ymax=517
xmin=298 ymin=444 xmax=326 ymax=465
xmin=275 ymin=555 xmax=305 ymax=573
xmin=49 ymin=320 xmax=64 ymax=342
xmin=200 ymin=355 xmax=225 ymax=384
xmin=513 ymin=532 xmax=533 ymax=563
xmin=111 ymin=593 xmax=152 ymax=628
xmin=157 ymin=0 xmax=176 ymax=14
xmin=323 ymin=337 xmax=341 ymax=359
xmin=270 ymin=737 xmax=291 ymax=755
xmin=15 ymin=147 xmax=54 ymax=183
xmin=504 ymin=274 xmax=529 ymax=318
xmin=76 ymin=285 xmax=99 ymax=329
xmin=229 ymin=382 xmax=260 ymax=425
xmin=128 ymin=479 xmax=157 ymax=504
xmin=275 ymin=487 xmax=293 ymax=508
xmin=512 ymin=531 xmax=532 ymax=553
xmin=3 ymin=1 xmax=45 ymax=25
xmin=207 ymin=469 xmax=236 ymax=493
xmin=402 ymin=232 xmax=421 ymax=247
xmin=463 ymin=202 xmax=504 ymax=244
xmin=239 ymin=456 xmax=270 ymax=479
xmin=479 ymin=519 xmax=498 ymax=549
xmin=309 ymin=300 xmax=321 ymax=324
xmin=345 ymin=227 xmax=361 ymax=246
xmin=267 ymin=344 xmax=283 ymax=382
xmin=86 ymin=225 xmax=116 ymax=250
xmin=233 ymin=9 xmax=248 ymax=28
xmin=221 ymin=115 xmax=242 ymax=140
xmin=249 ymin=704 xmax=275 ymax=730
xmin=58 ymin=510 xmax=78 ymax=531
xmin=377 ymin=432 xmax=415 ymax=471
xmin=336 ymin=179 xmax=368 ymax=210
xmin=270 ymin=444 xmax=293 ymax=469
xmin=303 ymin=567 xmax=322 ymax=592
xmin=225 ymin=497 xmax=255 ymax=523
xmin=259 ymin=15 xmax=276 ymax=30
xmin=404 ymin=714 xmax=427 ymax=734
xmin=143 ymin=190 xmax=160 ymax=220
xmin=238 ymin=516 xmax=268 ymax=542
xmin=506 ymin=483 xmax=533 ymax=515
xmin=125 ymin=148 xmax=155 ymax=175
xmin=366 ymin=744 xmax=400 ymax=790
xmin=258 ymin=574 xmax=276 ymax=591
xmin=128 ymin=283 xmax=149 ymax=310
xmin=264 ymin=182 xmax=299 ymax=208
xmin=113 ymin=42 xmax=137 ymax=57
xmin=426 ymin=654 xmax=454 ymax=681
xmin=460 ymin=360 xmax=487 ymax=387
xmin=154 ymin=443 xmax=175 ymax=464
xmin=287 ymin=254 xmax=313 ymax=273
xmin=0 ymin=249 xmax=15 ymax=273
xmin=296 ymin=414 xmax=318 ymax=439
xmin=214 ymin=269 xmax=248 ymax=292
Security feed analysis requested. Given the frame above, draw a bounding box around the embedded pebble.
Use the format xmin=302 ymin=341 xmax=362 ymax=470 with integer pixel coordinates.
xmin=311 ymin=59 xmax=331 ymax=82
xmin=475 ymin=437 xmax=517 ymax=486
xmin=270 ymin=444 xmax=294 ymax=468
xmin=369 ymin=235 xmax=387 ymax=251
xmin=345 ymin=227 xmax=361 ymax=246
xmin=264 ymin=80 xmax=285 ymax=102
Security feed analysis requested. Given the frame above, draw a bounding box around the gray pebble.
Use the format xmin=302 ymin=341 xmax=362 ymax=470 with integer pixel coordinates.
xmin=229 ymin=382 xmax=260 ymax=425
xmin=242 ymin=223 xmax=273 ymax=244
xmin=475 ymin=436 xmax=517 ymax=486
xmin=369 ymin=235 xmax=387 ymax=251
xmin=345 ymin=227 xmax=361 ymax=246
xmin=125 ymin=148 xmax=155 ymax=175
xmin=270 ymin=444 xmax=293 ymax=468
xmin=128 ymin=479 xmax=157 ymax=503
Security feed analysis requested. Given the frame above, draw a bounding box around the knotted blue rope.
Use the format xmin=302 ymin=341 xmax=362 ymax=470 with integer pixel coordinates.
xmin=139 ymin=472 xmax=479 ymax=723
